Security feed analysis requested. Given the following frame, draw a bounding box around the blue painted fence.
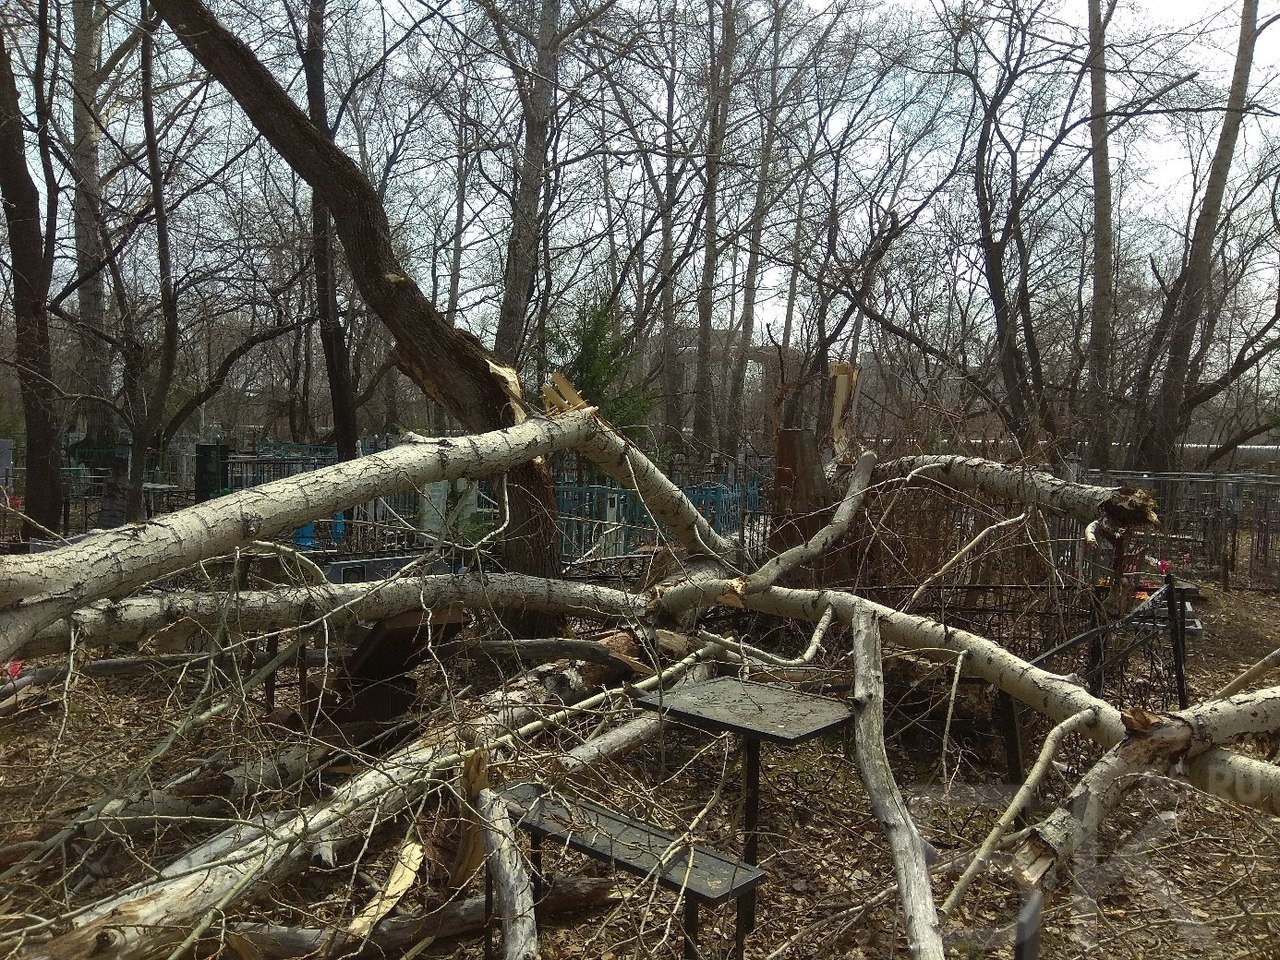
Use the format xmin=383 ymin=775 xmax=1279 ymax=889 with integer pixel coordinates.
xmin=555 ymin=477 xmax=762 ymax=562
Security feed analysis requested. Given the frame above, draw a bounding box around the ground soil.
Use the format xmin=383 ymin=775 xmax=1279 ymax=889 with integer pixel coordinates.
xmin=2 ymin=582 xmax=1279 ymax=960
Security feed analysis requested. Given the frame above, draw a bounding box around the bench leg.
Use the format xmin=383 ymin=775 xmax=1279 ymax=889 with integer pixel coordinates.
xmin=683 ymin=898 xmax=699 ymax=960
xmin=740 ymin=736 xmax=760 ymax=935
xmin=734 ymin=893 xmax=750 ymax=960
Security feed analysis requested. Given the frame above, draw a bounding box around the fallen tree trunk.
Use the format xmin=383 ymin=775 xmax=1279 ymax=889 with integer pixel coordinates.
xmin=871 ymin=455 xmax=1159 ymax=529
xmin=26 ymin=572 xmax=643 ymax=658
xmin=0 ymin=413 xmax=599 ymax=657
xmin=229 ymin=877 xmax=617 ymax=959
xmin=12 ymin=414 xmax=1251 ymax=960
xmin=729 ymin=584 xmax=1280 ymax=813
xmin=4 ymin=407 xmax=742 ymax=660
xmin=1013 ymin=691 xmax=1280 ymax=888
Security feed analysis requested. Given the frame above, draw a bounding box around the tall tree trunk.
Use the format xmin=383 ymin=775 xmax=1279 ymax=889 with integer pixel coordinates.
xmin=304 ymin=0 xmax=359 ymax=461
xmin=657 ymin=8 xmax=685 ymax=455
xmin=1139 ymin=0 xmax=1257 ymax=471
xmin=691 ymin=0 xmax=735 ymax=463
xmin=0 ymin=25 xmax=64 ymax=535
xmin=128 ymin=8 xmax=181 ymax=522
xmin=724 ymin=61 xmax=776 ymax=463
xmin=974 ymin=108 xmax=1032 ymax=449
xmin=1085 ymin=0 xmax=1116 ymax=470
xmin=72 ymin=0 xmax=114 ymax=457
xmin=491 ymin=0 xmax=560 ymax=367
xmin=446 ymin=54 xmax=470 ymax=330
xmin=151 ymin=0 xmax=561 ymax=621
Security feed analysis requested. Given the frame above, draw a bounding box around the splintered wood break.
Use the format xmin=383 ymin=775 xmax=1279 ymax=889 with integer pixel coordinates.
xmin=542 ymin=372 xmax=589 ymax=415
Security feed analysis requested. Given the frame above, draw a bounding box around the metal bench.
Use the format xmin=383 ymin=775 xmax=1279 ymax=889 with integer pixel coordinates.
xmin=488 ymin=780 xmax=765 ymax=959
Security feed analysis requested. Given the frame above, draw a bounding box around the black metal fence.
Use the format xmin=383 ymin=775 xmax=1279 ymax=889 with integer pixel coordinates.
xmin=1087 ymin=471 xmax=1280 ymax=589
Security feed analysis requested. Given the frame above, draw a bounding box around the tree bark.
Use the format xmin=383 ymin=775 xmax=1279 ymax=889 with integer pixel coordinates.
xmin=0 ymin=412 xmax=599 ymax=658
xmin=71 ymin=0 xmax=115 ymax=456
xmin=477 ymin=788 xmax=538 ymax=960
xmin=0 ymin=27 xmax=64 ymax=535
xmin=491 ymin=0 xmax=560 ymax=367
xmin=1085 ymin=0 xmax=1116 ymax=470
xmin=149 ymin=0 xmax=560 ymax=603
xmin=126 ymin=11 xmax=181 ymax=523
xmin=1138 ymin=0 xmax=1258 ymax=470
xmin=850 ymin=610 xmax=943 ymax=960
xmin=303 ymin=0 xmax=359 ymax=461
xmin=690 ymin=0 xmax=735 ymax=462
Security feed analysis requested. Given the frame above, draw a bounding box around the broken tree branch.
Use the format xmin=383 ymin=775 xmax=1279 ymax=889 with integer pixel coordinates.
xmin=874 ymin=456 xmax=1159 ymax=529
xmin=941 ymin=708 xmax=1097 ymax=917
xmin=477 ymin=787 xmax=538 ymax=960
xmin=849 ymin=610 xmax=943 ymax=960
xmin=728 ymin=451 xmax=877 ymax=597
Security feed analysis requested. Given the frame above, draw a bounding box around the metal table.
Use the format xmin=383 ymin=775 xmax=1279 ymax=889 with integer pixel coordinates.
xmin=635 ymin=677 xmax=855 ymax=951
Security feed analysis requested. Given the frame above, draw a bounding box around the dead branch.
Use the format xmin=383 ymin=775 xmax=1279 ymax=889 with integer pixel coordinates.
xmin=477 ymin=787 xmax=538 ymax=960
xmin=229 ymin=877 xmax=616 ymax=959
xmin=941 ymin=708 xmax=1097 ymax=917
xmin=728 ymin=450 xmax=877 ymax=597
xmin=874 ymin=455 xmax=1159 ymax=529
xmin=849 ymin=610 xmax=943 ymax=960
xmin=1013 ymin=691 xmax=1280 ymax=888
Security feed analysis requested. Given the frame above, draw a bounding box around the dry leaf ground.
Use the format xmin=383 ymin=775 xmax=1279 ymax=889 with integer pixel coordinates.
xmin=2 ymin=585 xmax=1278 ymax=960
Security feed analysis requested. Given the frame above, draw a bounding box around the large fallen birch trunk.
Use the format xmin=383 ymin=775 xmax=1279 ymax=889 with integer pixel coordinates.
xmin=0 ymin=413 xmax=600 ymax=657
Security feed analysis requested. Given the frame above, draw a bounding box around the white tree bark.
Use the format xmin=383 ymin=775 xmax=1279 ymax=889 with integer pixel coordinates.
xmin=849 ymin=611 xmax=943 ymax=960
xmin=477 ymin=787 xmax=538 ymax=960
xmin=0 ymin=413 xmax=599 ymax=657
xmin=27 ymin=574 xmax=642 ymax=657
xmin=4 ymin=407 xmax=747 ymax=660
xmin=873 ymin=455 xmax=1158 ymax=528
xmin=726 ymin=451 xmax=876 ymax=597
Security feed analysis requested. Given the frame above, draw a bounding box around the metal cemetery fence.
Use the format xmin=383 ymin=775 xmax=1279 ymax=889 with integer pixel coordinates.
xmin=555 ymin=476 xmax=763 ymax=568
xmin=1087 ymin=471 xmax=1280 ymax=589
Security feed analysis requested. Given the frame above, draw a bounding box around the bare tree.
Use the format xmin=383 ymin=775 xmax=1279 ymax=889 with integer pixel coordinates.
xmin=151 ymin=0 xmax=562 ymax=604
xmin=1136 ymin=0 xmax=1268 ymax=470
xmin=0 ymin=17 xmax=64 ymax=534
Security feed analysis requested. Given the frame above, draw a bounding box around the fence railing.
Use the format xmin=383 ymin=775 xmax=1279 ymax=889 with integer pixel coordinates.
xmin=555 ymin=477 xmax=763 ymax=567
xmin=1086 ymin=470 xmax=1280 ymax=589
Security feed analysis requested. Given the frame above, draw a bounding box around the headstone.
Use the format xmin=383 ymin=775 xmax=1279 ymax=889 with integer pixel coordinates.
xmin=195 ymin=443 xmax=230 ymax=502
xmin=418 ymin=480 xmax=450 ymax=535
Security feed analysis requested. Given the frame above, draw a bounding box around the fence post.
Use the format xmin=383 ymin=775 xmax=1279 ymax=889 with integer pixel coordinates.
xmin=1165 ymin=573 xmax=1188 ymax=710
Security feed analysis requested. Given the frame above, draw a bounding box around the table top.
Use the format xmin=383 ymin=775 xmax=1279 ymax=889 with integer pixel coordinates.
xmin=635 ymin=677 xmax=854 ymax=744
